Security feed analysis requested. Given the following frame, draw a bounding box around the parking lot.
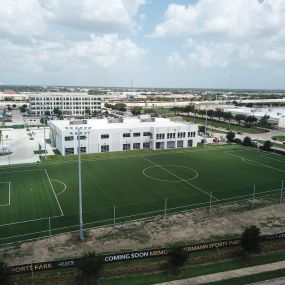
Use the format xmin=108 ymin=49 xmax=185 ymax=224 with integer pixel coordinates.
xmin=0 ymin=126 xmax=54 ymax=166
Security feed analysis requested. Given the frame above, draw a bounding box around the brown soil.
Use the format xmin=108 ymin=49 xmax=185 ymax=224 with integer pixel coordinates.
xmin=1 ymin=199 xmax=285 ymax=266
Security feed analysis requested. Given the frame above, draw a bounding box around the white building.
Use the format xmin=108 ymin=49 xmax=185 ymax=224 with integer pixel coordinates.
xmin=50 ymin=116 xmax=199 ymax=155
xmin=29 ymin=93 xmax=101 ymax=116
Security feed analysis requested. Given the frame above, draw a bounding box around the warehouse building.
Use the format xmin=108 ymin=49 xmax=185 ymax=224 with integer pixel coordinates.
xmin=29 ymin=93 xmax=101 ymax=116
xmin=50 ymin=116 xmax=199 ymax=155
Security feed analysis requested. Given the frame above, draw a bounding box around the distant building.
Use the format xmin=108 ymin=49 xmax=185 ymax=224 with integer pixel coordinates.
xmin=50 ymin=116 xmax=199 ymax=155
xmin=29 ymin=93 xmax=101 ymax=116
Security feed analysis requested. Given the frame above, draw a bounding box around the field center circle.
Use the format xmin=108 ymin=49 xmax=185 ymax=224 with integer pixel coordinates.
xmin=143 ymin=165 xmax=198 ymax=183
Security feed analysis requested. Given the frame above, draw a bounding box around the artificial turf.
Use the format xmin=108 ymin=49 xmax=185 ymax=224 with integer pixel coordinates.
xmin=0 ymin=145 xmax=284 ymax=244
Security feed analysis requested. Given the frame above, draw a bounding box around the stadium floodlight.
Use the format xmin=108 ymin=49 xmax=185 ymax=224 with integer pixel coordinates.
xmin=77 ymin=128 xmax=84 ymax=240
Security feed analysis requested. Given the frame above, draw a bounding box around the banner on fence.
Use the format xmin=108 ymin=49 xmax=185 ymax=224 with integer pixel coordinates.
xmin=9 ymin=231 xmax=285 ymax=275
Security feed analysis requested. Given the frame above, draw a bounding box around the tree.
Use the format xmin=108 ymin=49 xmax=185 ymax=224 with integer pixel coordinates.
xmin=131 ymin=106 xmax=142 ymax=115
xmin=77 ymin=252 xmax=104 ymax=285
xmin=223 ymin=112 xmax=233 ymax=123
xmin=113 ymin=103 xmax=126 ymax=112
xmin=226 ymin=131 xmax=235 ymax=142
xmin=19 ymin=104 xmax=28 ymax=113
xmin=235 ymin=114 xmax=246 ymax=125
xmin=144 ymin=108 xmax=154 ymax=114
xmin=214 ymin=109 xmax=223 ymax=121
xmin=53 ymin=107 xmax=62 ymax=116
xmin=85 ymin=108 xmax=91 ymax=115
xmin=241 ymin=225 xmax=261 ymax=255
xmin=40 ymin=117 xmax=48 ymax=125
xmin=0 ymin=261 xmax=10 ymax=285
xmin=245 ymin=115 xmax=257 ymax=127
xmin=259 ymin=115 xmax=271 ymax=129
xmin=243 ymin=136 xmax=252 ymax=146
xmin=263 ymin=140 xmax=272 ymax=151
xmin=168 ymin=248 xmax=189 ymax=275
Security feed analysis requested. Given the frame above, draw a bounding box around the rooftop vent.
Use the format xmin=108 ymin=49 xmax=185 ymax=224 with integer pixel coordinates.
xmin=70 ymin=120 xmax=87 ymax=125
xmin=108 ymin=117 xmax=123 ymax=123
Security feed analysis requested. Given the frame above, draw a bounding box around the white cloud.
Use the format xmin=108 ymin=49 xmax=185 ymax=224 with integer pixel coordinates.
xmin=45 ymin=0 xmax=147 ymax=33
xmin=0 ymin=0 xmax=48 ymax=37
xmin=264 ymin=50 xmax=285 ymax=61
xmin=70 ymin=34 xmax=147 ymax=67
xmin=0 ymin=0 xmax=148 ymax=39
xmin=167 ymin=52 xmax=186 ymax=68
xmin=151 ymin=0 xmax=285 ymax=41
xmin=0 ymin=34 xmax=146 ymax=75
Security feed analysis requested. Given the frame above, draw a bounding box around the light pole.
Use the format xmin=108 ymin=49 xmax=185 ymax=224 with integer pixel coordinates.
xmin=77 ymin=128 xmax=84 ymax=240
xmin=204 ymin=107 xmax=208 ymax=146
xmin=43 ymin=114 xmax=47 ymax=160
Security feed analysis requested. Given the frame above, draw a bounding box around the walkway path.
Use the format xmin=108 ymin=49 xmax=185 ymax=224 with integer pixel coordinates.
xmin=155 ymin=260 xmax=285 ymax=285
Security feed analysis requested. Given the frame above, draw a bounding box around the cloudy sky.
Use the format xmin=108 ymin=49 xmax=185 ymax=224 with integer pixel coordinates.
xmin=1 ymin=0 xmax=285 ymax=89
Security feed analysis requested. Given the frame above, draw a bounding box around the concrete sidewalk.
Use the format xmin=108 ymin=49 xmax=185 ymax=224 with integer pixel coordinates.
xmin=155 ymin=260 xmax=285 ymax=285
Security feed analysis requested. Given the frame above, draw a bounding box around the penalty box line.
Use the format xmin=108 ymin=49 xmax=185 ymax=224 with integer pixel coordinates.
xmin=141 ymin=156 xmax=219 ymax=201
xmin=0 ymin=182 xmax=11 ymax=207
xmin=225 ymin=151 xmax=285 ymax=174
xmin=44 ymin=169 xmax=64 ymax=216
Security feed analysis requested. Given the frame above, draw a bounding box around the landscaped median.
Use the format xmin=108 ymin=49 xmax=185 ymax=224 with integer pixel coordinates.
xmin=6 ymin=231 xmax=285 ymax=285
xmin=6 ymin=240 xmax=285 ymax=285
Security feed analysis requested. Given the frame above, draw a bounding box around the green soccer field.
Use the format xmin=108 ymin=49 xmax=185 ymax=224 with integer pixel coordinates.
xmin=0 ymin=145 xmax=284 ymax=244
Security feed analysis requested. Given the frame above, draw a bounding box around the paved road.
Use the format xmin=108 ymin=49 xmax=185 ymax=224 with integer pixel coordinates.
xmin=250 ymin=277 xmax=285 ymax=284
xmin=155 ymin=261 xmax=285 ymax=285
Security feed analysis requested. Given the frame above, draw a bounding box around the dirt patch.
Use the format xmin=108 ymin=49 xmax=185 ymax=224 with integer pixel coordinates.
xmin=1 ymin=200 xmax=285 ymax=266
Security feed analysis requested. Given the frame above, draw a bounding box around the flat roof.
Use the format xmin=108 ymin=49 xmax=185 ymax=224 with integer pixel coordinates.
xmin=50 ymin=118 xmax=192 ymax=131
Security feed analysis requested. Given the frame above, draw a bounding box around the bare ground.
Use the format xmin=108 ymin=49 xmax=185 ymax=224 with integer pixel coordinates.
xmin=1 ymin=198 xmax=285 ymax=266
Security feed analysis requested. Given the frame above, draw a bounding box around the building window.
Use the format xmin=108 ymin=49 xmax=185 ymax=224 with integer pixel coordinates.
xmin=101 ymin=134 xmax=109 ymax=139
xmin=64 ymin=136 xmax=74 ymax=141
xmin=123 ymin=144 xmax=130 ymax=150
xmin=143 ymin=132 xmax=151 ymax=137
xmin=177 ymin=140 xmax=184 ymax=148
xmin=133 ymin=143 xmax=140 ymax=149
xmin=123 ymin=133 xmax=130 ymax=138
xmin=77 ymin=136 xmax=86 ymax=140
xmin=143 ymin=142 xmax=150 ymax=149
xmin=65 ymin=148 xmax=74 ymax=155
xmin=178 ymin=132 xmax=186 ymax=138
xmin=133 ymin=132 xmax=141 ymax=137
xmin=156 ymin=133 xmax=165 ymax=140
xmin=80 ymin=147 xmax=86 ymax=153
xmin=101 ymin=145 xmax=109 ymax=152
xmin=167 ymin=133 xmax=176 ymax=139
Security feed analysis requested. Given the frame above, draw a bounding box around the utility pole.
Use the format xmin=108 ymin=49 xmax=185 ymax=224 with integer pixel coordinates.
xmin=78 ymin=128 xmax=84 ymax=240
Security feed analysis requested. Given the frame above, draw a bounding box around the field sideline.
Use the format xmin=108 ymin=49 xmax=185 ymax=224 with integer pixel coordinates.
xmin=0 ymin=144 xmax=284 ymax=244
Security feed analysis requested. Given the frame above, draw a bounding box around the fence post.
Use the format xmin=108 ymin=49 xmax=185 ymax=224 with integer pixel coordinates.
xmin=280 ymin=180 xmax=284 ymax=204
xmin=251 ymin=185 xmax=256 ymax=210
xmin=164 ymin=198 xmax=168 ymax=227
xmin=31 ymin=262 xmax=34 ymax=279
xmin=48 ymin=217 xmax=52 ymax=249
xmin=113 ymin=205 xmax=116 ymax=237
xmin=209 ymin=192 xmax=213 ymax=214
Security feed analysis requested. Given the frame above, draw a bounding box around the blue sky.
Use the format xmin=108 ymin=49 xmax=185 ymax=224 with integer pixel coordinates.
xmin=0 ymin=0 xmax=285 ymax=89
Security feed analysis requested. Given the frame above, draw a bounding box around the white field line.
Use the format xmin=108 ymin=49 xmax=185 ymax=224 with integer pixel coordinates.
xmin=0 ymin=189 xmax=280 ymax=246
xmin=141 ymin=156 xmax=219 ymax=201
xmin=8 ymin=182 xmax=11 ymax=206
xmin=0 ymin=182 xmax=11 ymax=207
xmin=44 ymin=169 xmax=64 ymax=216
xmin=225 ymin=151 xmax=285 ymax=173
xmin=0 ymin=214 xmax=62 ymax=227
xmin=0 ymin=168 xmax=45 ymax=175
xmin=50 ymin=179 xmax=66 ymax=196
xmin=259 ymin=154 xmax=285 ymax=164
